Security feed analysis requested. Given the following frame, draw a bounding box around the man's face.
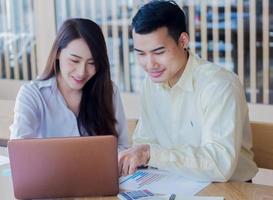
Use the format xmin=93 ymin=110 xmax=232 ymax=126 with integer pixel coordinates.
xmin=133 ymin=27 xmax=189 ymax=87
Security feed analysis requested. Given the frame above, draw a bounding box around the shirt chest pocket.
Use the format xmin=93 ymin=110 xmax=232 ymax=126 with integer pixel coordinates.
xmin=168 ymin=90 xmax=203 ymax=147
xmin=172 ymin=119 xmax=202 ymax=147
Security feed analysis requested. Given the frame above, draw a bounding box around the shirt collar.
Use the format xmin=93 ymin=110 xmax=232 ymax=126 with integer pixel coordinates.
xmin=35 ymin=76 xmax=58 ymax=92
xmin=162 ymin=50 xmax=197 ymax=92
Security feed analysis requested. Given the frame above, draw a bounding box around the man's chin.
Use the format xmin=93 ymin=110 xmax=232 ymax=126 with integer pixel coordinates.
xmin=150 ymin=77 xmax=165 ymax=84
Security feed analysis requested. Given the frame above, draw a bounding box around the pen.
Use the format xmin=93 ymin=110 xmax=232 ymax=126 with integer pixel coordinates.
xmin=137 ymin=165 xmax=148 ymax=169
xmin=137 ymin=165 xmax=158 ymax=170
xmin=169 ymin=194 xmax=176 ymax=200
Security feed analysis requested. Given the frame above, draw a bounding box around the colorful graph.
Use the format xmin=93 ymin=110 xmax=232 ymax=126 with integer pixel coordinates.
xmin=120 ymin=170 xmax=166 ymax=188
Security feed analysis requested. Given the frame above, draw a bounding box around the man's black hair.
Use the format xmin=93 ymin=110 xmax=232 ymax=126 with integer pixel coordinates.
xmin=132 ymin=0 xmax=187 ymax=42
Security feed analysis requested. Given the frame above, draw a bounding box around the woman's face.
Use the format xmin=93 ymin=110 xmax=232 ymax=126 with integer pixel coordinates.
xmin=58 ymin=38 xmax=96 ymax=91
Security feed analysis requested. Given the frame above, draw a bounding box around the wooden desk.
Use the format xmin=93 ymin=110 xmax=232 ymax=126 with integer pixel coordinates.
xmin=1 ymin=147 xmax=273 ymax=200
xmin=198 ymin=181 xmax=273 ymax=199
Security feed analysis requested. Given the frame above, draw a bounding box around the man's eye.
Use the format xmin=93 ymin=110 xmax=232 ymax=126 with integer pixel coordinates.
xmin=154 ymin=51 xmax=164 ymax=55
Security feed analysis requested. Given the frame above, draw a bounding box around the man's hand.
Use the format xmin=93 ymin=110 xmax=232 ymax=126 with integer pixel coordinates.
xmin=118 ymin=144 xmax=150 ymax=176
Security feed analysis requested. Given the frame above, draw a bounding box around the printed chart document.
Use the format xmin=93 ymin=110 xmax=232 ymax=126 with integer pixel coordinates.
xmin=0 ymin=155 xmax=9 ymax=166
xmin=119 ymin=169 xmax=210 ymax=196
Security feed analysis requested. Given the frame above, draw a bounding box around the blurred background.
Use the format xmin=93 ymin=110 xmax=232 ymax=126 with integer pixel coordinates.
xmin=0 ymin=0 xmax=273 ymax=118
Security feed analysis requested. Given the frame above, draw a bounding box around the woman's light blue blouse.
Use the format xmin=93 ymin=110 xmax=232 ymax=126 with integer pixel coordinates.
xmin=10 ymin=77 xmax=129 ymax=151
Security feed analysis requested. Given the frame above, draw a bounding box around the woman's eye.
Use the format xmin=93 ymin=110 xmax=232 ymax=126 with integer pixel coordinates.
xmin=88 ymin=62 xmax=95 ymax=66
xmin=70 ymin=59 xmax=79 ymax=63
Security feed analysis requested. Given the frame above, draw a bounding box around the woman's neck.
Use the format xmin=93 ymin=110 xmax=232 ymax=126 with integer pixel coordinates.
xmin=57 ymin=74 xmax=82 ymax=115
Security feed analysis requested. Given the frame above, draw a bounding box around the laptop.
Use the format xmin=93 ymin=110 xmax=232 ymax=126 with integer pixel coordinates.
xmin=8 ymin=135 xmax=119 ymax=199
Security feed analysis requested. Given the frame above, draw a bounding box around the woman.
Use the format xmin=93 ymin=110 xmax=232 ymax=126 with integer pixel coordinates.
xmin=10 ymin=18 xmax=128 ymax=151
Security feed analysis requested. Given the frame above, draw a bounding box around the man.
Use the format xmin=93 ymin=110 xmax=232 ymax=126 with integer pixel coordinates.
xmin=119 ymin=0 xmax=258 ymax=182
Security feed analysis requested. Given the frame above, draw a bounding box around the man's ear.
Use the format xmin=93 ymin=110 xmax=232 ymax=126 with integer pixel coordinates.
xmin=178 ymin=32 xmax=190 ymax=49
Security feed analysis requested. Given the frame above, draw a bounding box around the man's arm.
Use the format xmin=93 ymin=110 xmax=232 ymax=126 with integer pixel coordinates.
xmin=141 ymin=80 xmax=246 ymax=181
xmin=118 ymin=81 xmax=158 ymax=176
xmin=119 ymin=79 xmax=249 ymax=181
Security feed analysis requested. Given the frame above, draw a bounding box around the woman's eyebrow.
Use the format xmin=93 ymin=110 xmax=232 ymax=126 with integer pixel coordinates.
xmin=69 ymin=53 xmax=93 ymax=61
xmin=70 ymin=53 xmax=82 ymax=59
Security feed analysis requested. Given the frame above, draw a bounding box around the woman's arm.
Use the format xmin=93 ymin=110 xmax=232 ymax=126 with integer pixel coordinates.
xmin=113 ymin=84 xmax=129 ymax=151
xmin=10 ymin=84 xmax=40 ymax=139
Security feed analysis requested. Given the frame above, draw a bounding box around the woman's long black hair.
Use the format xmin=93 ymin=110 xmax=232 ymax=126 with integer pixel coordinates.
xmin=39 ymin=18 xmax=117 ymax=137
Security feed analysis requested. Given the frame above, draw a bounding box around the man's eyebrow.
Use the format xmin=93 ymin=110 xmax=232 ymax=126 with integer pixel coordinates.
xmin=150 ymin=46 xmax=165 ymax=52
xmin=134 ymin=46 xmax=165 ymax=53
xmin=134 ymin=48 xmax=144 ymax=53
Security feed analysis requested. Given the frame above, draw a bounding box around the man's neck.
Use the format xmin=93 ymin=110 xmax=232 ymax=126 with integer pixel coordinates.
xmin=168 ymin=50 xmax=189 ymax=88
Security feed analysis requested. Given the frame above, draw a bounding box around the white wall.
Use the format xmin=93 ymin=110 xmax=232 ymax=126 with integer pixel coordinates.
xmin=248 ymin=104 xmax=273 ymax=123
xmin=121 ymin=93 xmax=140 ymax=119
xmin=0 ymin=79 xmax=26 ymax=100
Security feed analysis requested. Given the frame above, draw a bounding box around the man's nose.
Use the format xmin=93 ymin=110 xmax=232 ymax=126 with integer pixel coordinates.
xmin=146 ymin=55 xmax=157 ymax=69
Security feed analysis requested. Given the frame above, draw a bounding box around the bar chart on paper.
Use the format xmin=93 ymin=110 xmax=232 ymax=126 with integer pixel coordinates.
xmin=119 ymin=169 xmax=211 ymax=196
xmin=120 ymin=170 xmax=166 ymax=189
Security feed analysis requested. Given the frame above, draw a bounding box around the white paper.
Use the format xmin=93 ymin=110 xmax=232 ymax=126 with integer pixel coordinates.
xmin=140 ymin=197 xmax=224 ymax=200
xmin=119 ymin=169 xmax=211 ymax=196
xmin=0 ymin=155 xmax=9 ymax=166
xmin=168 ymin=197 xmax=223 ymax=200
